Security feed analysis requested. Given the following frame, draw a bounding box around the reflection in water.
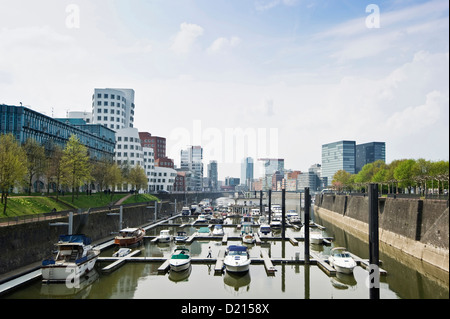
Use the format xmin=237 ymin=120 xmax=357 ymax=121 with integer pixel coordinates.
xmin=223 ymin=271 xmax=251 ymax=296
xmin=169 ymin=266 xmax=192 ymax=283
xmin=40 ymin=269 xmax=99 ymax=299
xmin=330 ymin=272 xmax=357 ymax=290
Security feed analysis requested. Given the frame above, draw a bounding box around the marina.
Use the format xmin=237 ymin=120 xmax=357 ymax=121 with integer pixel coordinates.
xmin=0 ymin=196 xmax=448 ymax=300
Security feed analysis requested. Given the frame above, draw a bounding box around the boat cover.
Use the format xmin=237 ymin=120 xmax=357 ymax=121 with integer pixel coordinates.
xmin=228 ymin=245 xmax=247 ymax=252
xmin=58 ymin=234 xmax=91 ymax=245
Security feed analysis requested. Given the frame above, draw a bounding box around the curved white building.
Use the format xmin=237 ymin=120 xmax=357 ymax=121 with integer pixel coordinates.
xmin=92 ymin=88 xmax=135 ymax=131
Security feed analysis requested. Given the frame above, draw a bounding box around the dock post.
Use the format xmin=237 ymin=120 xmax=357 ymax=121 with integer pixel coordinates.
xmin=282 ymin=188 xmax=286 ymax=240
xmin=154 ymin=201 xmax=158 ymax=222
xmin=259 ymin=190 xmax=263 ymax=218
xmin=304 ymin=187 xmax=310 ymax=264
xmin=369 ymin=183 xmax=380 ymax=299
xmin=268 ymin=189 xmax=272 ymax=223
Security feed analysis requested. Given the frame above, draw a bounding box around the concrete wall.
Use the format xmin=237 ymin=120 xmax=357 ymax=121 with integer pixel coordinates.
xmin=0 ymin=201 xmax=181 ymax=276
xmin=315 ymin=194 xmax=449 ymax=272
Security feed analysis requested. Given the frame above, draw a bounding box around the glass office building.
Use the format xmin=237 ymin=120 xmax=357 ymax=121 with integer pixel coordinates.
xmin=355 ymin=142 xmax=386 ymax=173
xmin=322 ymin=141 xmax=356 ymax=186
xmin=1 ymin=105 xmax=115 ymax=161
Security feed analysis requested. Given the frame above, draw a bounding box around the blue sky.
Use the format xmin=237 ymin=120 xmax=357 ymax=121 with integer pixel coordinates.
xmin=0 ymin=0 xmax=448 ymax=178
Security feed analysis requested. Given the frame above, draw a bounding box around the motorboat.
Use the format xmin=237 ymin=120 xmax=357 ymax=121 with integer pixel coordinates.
xmin=112 ymin=247 xmax=131 ymax=257
xmin=114 ymin=227 xmax=145 ymax=247
xmin=310 ymin=230 xmax=323 ymax=245
xmin=251 ymin=208 xmax=260 ymax=217
xmin=241 ymin=214 xmax=254 ymax=225
xmin=157 ymin=230 xmax=172 ymax=243
xmin=212 ymin=224 xmax=224 ymax=236
xmin=271 ymin=204 xmax=282 ymax=214
xmin=197 ymin=226 xmax=211 ymax=236
xmin=190 ymin=204 xmax=199 ymax=215
xmin=41 ymin=234 xmax=100 ymax=283
xmin=224 ymin=245 xmax=251 ymax=273
xmin=175 ymin=231 xmax=189 ymax=243
xmin=169 ymin=247 xmax=191 ymax=272
xmin=194 ymin=214 xmax=208 ymax=224
xmin=328 ymin=247 xmax=357 ymax=274
xmin=181 ymin=207 xmax=191 ymax=216
xmin=241 ymin=224 xmax=255 ymax=244
xmin=258 ymin=224 xmax=272 ymax=237
xmin=270 ymin=214 xmax=282 ymax=229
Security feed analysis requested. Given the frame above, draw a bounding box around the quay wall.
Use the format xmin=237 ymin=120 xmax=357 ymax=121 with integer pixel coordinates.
xmin=0 ymin=201 xmax=182 ymax=277
xmin=314 ymin=194 xmax=449 ymax=272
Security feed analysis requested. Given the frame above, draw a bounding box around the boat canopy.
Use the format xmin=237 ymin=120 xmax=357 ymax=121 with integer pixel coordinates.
xmin=58 ymin=234 xmax=91 ymax=245
xmin=228 ymin=245 xmax=247 ymax=252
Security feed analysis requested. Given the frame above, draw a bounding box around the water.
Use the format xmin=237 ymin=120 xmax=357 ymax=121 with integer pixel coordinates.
xmin=2 ymin=196 xmax=449 ymax=299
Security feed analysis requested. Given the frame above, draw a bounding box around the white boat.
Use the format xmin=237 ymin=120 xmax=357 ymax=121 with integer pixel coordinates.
xmin=157 ymin=230 xmax=172 ymax=243
xmin=114 ymin=227 xmax=145 ymax=247
xmin=328 ymin=247 xmax=357 ymax=274
xmin=310 ymin=230 xmax=323 ymax=245
xmin=258 ymin=224 xmax=272 ymax=237
xmin=112 ymin=247 xmax=131 ymax=257
xmin=194 ymin=214 xmax=208 ymax=224
xmin=212 ymin=224 xmax=224 ymax=236
xmin=251 ymin=208 xmax=260 ymax=216
xmin=224 ymin=245 xmax=251 ymax=273
xmin=270 ymin=214 xmax=282 ymax=228
xmin=181 ymin=207 xmax=191 ymax=216
xmin=41 ymin=234 xmax=100 ymax=283
xmin=241 ymin=224 xmax=255 ymax=244
xmin=271 ymin=204 xmax=282 ymax=214
xmin=241 ymin=214 xmax=254 ymax=224
xmin=169 ymin=247 xmax=191 ymax=272
xmin=175 ymin=231 xmax=189 ymax=243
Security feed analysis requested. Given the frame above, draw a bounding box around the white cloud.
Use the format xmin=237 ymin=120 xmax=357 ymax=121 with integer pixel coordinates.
xmin=207 ymin=36 xmax=241 ymax=54
xmin=170 ymin=22 xmax=204 ymax=54
xmin=254 ymin=0 xmax=299 ymax=11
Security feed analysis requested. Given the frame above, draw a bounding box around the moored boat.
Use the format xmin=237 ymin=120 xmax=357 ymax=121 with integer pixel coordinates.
xmin=114 ymin=227 xmax=145 ymax=247
xmin=169 ymin=247 xmax=191 ymax=272
xmin=113 ymin=248 xmax=131 ymax=257
xmin=157 ymin=229 xmax=172 ymax=243
xmin=175 ymin=231 xmax=189 ymax=243
xmin=328 ymin=247 xmax=357 ymax=274
xmin=310 ymin=230 xmax=323 ymax=245
xmin=181 ymin=207 xmax=191 ymax=216
xmin=41 ymin=234 xmax=100 ymax=283
xmin=212 ymin=224 xmax=224 ymax=236
xmin=224 ymin=245 xmax=251 ymax=273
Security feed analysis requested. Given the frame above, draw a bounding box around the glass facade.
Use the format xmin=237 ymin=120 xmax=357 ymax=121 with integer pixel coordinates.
xmin=1 ymin=105 xmax=115 ymax=161
xmin=322 ymin=141 xmax=356 ymax=186
xmin=355 ymin=142 xmax=386 ymax=173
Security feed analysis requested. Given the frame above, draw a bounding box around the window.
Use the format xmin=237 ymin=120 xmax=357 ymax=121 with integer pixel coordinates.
xmin=104 ymin=94 xmax=108 ymax=98
xmin=111 ymin=102 xmax=115 ymax=106
xmin=104 ymin=101 xmax=108 ymax=106
xmin=111 ymin=94 xmax=115 ymax=99
xmin=97 ymin=93 xmax=101 ymax=98
xmin=97 ymin=101 xmax=102 ymax=106
xmin=97 ymin=108 xmax=102 ymax=113
xmin=97 ymin=116 xmax=101 ymax=121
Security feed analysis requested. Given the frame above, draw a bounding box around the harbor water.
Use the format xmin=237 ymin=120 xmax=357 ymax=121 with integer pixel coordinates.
xmin=2 ymin=196 xmax=448 ymax=299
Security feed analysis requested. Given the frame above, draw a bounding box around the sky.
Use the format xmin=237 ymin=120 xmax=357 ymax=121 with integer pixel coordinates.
xmin=0 ymin=0 xmax=448 ymax=179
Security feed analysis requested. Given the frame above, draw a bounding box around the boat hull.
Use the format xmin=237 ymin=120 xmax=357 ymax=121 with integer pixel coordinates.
xmin=170 ymin=259 xmax=191 ymax=272
xmin=329 ymin=258 xmax=356 ymax=274
xmin=224 ymin=258 xmax=251 ymax=273
xmin=41 ymin=253 xmax=99 ymax=283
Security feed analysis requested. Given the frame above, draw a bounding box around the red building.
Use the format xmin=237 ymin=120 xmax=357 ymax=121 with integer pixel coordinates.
xmin=139 ymin=132 xmax=166 ymax=160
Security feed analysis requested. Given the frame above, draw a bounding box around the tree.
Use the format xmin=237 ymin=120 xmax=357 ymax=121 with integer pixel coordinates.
xmin=128 ymin=164 xmax=148 ymax=195
xmin=91 ymin=159 xmax=110 ymax=195
xmin=104 ymin=162 xmax=122 ymax=200
xmin=23 ymin=138 xmax=46 ymax=195
xmin=394 ymin=159 xmax=416 ymax=193
xmin=0 ymin=134 xmax=27 ymax=215
xmin=61 ymin=135 xmax=91 ymax=202
xmin=332 ymin=170 xmax=352 ymax=192
xmin=43 ymin=145 xmax=64 ymax=199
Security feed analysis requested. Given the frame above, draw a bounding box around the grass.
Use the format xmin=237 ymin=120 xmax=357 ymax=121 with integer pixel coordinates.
xmin=0 ymin=192 xmax=160 ymax=218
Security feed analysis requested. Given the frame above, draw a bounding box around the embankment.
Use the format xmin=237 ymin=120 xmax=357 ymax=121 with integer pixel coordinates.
xmin=314 ymin=194 xmax=449 ymax=272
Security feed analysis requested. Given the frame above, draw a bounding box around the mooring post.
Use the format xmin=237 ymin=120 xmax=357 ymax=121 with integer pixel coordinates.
xmin=369 ymin=183 xmax=380 ymax=299
xmin=304 ymin=187 xmax=310 ymax=264
xmin=282 ymin=188 xmax=286 ymax=240
xmin=154 ymin=200 xmax=158 ymax=222
xmin=259 ymin=190 xmax=263 ymax=217
xmin=268 ymin=189 xmax=272 ymax=223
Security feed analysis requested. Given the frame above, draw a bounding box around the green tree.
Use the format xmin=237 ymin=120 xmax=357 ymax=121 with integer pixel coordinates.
xmin=23 ymin=138 xmax=46 ymax=195
xmin=104 ymin=162 xmax=123 ymax=200
xmin=43 ymin=145 xmax=64 ymax=199
xmin=332 ymin=170 xmax=352 ymax=192
xmin=394 ymin=159 xmax=416 ymax=193
xmin=128 ymin=164 xmax=148 ymax=195
xmin=61 ymin=135 xmax=91 ymax=203
xmin=0 ymin=134 xmax=27 ymax=215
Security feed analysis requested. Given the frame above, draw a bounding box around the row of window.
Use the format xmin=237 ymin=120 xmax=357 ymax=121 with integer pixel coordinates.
xmin=96 ymin=108 xmax=125 ymax=115
xmin=94 ymin=93 xmax=126 ymax=102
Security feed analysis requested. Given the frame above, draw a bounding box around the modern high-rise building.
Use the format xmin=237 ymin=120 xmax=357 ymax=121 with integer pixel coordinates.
xmin=207 ymin=160 xmax=218 ymax=191
xmin=91 ymin=88 xmax=135 ymax=131
xmin=355 ymin=142 xmax=386 ymax=173
xmin=180 ymin=146 xmax=203 ymax=191
xmin=256 ymin=158 xmax=284 ymax=190
xmin=241 ymin=157 xmax=254 ymax=188
xmin=322 ymin=140 xmax=356 ymax=186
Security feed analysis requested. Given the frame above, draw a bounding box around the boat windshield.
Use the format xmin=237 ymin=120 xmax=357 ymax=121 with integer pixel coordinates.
xmin=334 ymin=252 xmax=351 ymax=258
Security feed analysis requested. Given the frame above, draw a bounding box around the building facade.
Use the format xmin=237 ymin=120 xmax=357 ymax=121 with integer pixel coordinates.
xmin=180 ymin=146 xmax=203 ymax=191
xmin=241 ymin=157 xmax=254 ymax=188
xmin=207 ymin=160 xmax=218 ymax=191
xmin=91 ymin=88 xmax=135 ymax=131
xmin=355 ymin=142 xmax=386 ymax=173
xmin=1 ymin=105 xmax=115 ymax=162
xmin=322 ymin=140 xmax=356 ymax=186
